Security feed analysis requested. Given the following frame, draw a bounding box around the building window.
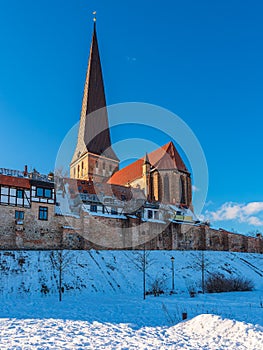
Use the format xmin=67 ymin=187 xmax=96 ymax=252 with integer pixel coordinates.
xmin=95 ymin=161 xmax=98 ymax=168
xmin=17 ymin=189 xmax=24 ymax=199
xmin=38 ymin=206 xmax=48 ymax=220
xmin=15 ymin=210 xmax=24 ymax=220
xmin=180 ymin=176 xmax=186 ymax=205
xmin=36 ymin=188 xmax=52 ymax=198
xmin=36 ymin=188 xmax=43 ymax=197
xmin=163 ymin=175 xmax=170 ymax=203
xmin=111 ymin=207 xmax=118 ymax=215
xmin=154 ymin=211 xmax=159 ymax=220
xmin=103 ymin=162 xmax=105 ymax=170
xmin=109 ymin=164 xmax=112 ymax=172
xmin=44 ymin=189 xmax=52 ymax=198
xmin=148 ymin=210 xmax=153 ymax=219
xmin=90 ymin=205 xmax=97 ymax=212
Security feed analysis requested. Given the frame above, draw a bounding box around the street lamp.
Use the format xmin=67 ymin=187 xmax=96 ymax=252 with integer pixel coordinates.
xmin=171 ymin=256 xmax=175 ymax=291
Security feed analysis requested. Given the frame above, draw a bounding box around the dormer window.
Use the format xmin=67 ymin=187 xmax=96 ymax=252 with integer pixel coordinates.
xmin=111 ymin=207 xmax=118 ymax=215
xmin=90 ymin=205 xmax=97 ymax=212
xmin=148 ymin=210 xmax=153 ymax=219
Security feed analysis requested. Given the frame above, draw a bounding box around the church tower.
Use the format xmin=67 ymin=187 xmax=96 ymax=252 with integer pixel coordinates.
xmin=70 ymin=21 xmax=119 ymax=182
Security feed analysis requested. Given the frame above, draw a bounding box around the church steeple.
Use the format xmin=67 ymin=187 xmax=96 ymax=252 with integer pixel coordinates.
xmin=70 ymin=22 xmax=119 ymax=181
xmin=81 ymin=22 xmax=107 ymax=125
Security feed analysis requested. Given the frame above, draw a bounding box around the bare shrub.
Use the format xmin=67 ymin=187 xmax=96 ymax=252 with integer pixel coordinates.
xmin=147 ymin=277 xmax=166 ymax=297
xmin=205 ymin=273 xmax=254 ymax=293
xmin=185 ymin=279 xmax=197 ymax=297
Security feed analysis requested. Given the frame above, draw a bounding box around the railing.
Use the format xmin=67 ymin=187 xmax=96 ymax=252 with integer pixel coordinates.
xmin=174 ymin=214 xmax=193 ymax=222
xmin=0 ymin=168 xmax=25 ymax=177
xmin=0 ymin=168 xmax=53 ymax=183
xmin=28 ymin=172 xmax=53 ymax=182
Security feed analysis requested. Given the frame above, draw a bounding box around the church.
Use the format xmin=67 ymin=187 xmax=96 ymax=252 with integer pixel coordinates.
xmin=70 ymin=21 xmax=193 ymax=211
xmin=0 ymin=21 xmax=262 ymax=252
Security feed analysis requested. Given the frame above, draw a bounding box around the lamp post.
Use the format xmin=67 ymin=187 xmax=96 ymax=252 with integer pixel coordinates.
xmin=171 ymin=256 xmax=175 ymax=291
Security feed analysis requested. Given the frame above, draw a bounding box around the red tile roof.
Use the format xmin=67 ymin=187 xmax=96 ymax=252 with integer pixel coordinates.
xmin=0 ymin=175 xmax=31 ymax=189
xmin=108 ymin=142 xmax=189 ymax=186
xmin=108 ymin=159 xmax=144 ymax=187
xmin=62 ymin=178 xmax=145 ymax=201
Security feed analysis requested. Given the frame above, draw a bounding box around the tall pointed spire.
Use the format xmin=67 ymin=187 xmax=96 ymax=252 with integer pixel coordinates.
xmin=81 ymin=21 xmax=106 ymax=120
xmin=72 ymin=22 xmax=118 ymax=163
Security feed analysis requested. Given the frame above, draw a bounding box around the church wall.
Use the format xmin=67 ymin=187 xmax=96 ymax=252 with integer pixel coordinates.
xmin=156 ymin=170 xmax=191 ymax=205
xmin=130 ymin=178 xmax=145 ymax=193
xmin=152 ymin=171 xmax=160 ymax=201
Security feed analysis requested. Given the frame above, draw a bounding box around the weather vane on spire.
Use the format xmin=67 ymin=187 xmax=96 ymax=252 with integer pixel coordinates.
xmin=93 ymin=11 xmax=97 ymax=22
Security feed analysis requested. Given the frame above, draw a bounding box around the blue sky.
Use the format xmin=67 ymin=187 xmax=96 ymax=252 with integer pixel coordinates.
xmin=0 ymin=0 xmax=263 ymax=233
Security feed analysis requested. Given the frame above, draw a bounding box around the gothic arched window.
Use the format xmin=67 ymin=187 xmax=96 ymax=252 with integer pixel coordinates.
xmin=180 ymin=175 xmax=186 ymax=204
xmin=163 ymin=174 xmax=170 ymax=203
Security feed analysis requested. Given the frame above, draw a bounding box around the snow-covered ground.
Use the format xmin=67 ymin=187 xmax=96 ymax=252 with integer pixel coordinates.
xmin=0 ymin=314 xmax=262 ymax=349
xmin=0 ymin=250 xmax=262 ymax=349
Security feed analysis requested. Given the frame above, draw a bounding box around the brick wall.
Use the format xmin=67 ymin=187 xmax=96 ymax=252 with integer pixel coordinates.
xmin=0 ymin=206 xmax=262 ymax=253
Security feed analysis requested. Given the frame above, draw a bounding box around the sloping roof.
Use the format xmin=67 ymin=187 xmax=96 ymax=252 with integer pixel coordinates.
xmin=61 ymin=178 xmax=145 ymax=201
xmin=108 ymin=159 xmax=144 ymax=186
xmin=72 ymin=23 xmax=118 ymax=163
xmin=0 ymin=175 xmax=31 ymax=189
xmin=108 ymin=142 xmax=189 ymax=186
xmin=151 ymin=142 xmax=188 ymax=172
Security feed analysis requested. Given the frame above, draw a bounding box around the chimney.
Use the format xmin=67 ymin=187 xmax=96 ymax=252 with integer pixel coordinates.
xmin=24 ymin=165 xmax=28 ymax=177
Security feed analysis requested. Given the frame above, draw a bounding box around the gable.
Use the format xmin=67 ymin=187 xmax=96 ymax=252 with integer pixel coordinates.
xmin=108 ymin=142 xmax=188 ymax=186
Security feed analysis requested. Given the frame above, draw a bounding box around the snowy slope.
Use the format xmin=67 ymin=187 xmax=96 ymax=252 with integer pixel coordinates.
xmin=0 ymin=250 xmax=263 ymax=349
xmin=0 ymin=250 xmax=262 ymax=297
